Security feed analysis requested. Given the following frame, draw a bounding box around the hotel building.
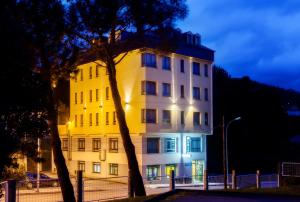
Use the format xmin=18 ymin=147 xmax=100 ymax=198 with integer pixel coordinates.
xmin=55 ymin=32 xmax=214 ymax=182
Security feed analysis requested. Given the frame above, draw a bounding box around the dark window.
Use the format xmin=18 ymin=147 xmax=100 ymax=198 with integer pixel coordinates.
xmin=180 ymin=85 xmax=185 ymax=98
xmin=193 ymin=112 xmax=200 ymax=126
xmin=109 ymin=138 xmax=118 ymax=153
xmin=162 ymin=83 xmax=171 ymax=97
xmin=89 ymin=66 xmax=92 ymax=79
xmin=95 ymin=113 xmax=99 ymax=126
xmin=180 ymin=111 xmax=185 ymax=125
xmin=75 ymin=93 xmax=77 ymax=104
xmin=205 ymin=112 xmax=209 ymax=126
xmin=109 ymin=164 xmax=118 ymax=175
xmin=180 ymin=59 xmax=185 ymax=73
xmin=147 ymin=138 xmax=160 ymax=153
xmin=62 ymin=138 xmax=68 ymax=151
xmin=162 ymin=110 xmax=171 ymax=124
xmin=142 ymin=53 xmax=156 ymax=68
xmin=162 ymin=56 xmax=171 ymax=70
xmin=80 ymin=69 xmax=83 ymax=81
xmin=89 ymin=113 xmax=92 ymax=126
xmin=204 ymin=64 xmax=208 ymax=77
xmin=193 ymin=87 xmax=200 ymax=100
xmin=106 ymin=87 xmax=109 ymax=100
xmin=147 ymin=165 xmax=160 ymax=180
xmin=142 ymin=109 xmax=157 ymax=123
xmin=78 ymin=138 xmax=85 ymax=151
xmin=96 ymin=89 xmax=99 ymax=101
xmin=95 ymin=65 xmax=99 ymax=77
xmin=92 ymin=138 xmax=101 ymax=151
xmin=93 ymin=162 xmax=101 ymax=173
xmin=75 ymin=115 xmax=77 ymax=127
xmin=164 ymin=138 xmax=176 ymax=152
xmin=89 ymin=90 xmax=92 ymax=102
xmin=141 ymin=81 xmax=156 ymax=95
xmin=205 ymin=88 xmax=208 ymax=101
xmin=78 ymin=161 xmax=85 ymax=171
xmin=113 ymin=111 xmax=116 ymax=125
xmin=193 ymin=62 xmax=200 ymax=75
xmin=80 ymin=114 xmax=83 ymax=127
xmin=80 ymin=92 xmax=83 ymax=104
xmin=106 ymin=112 xmax=109 ymax=125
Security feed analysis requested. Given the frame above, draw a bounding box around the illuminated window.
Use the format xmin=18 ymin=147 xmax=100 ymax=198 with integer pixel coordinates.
xmin=162 ymin=56 xmax=171 ymax=70
xmin=89 ymin=113 xmax=92 ymax=126
xmin=106 ymin=112 xmax=109 ymax=125
xmin=193 ymin=87 xmax=200 ymax=100
xmin=95 ymin=113 xmax=99 ymax=126
xmin=105 ymin=87 xmax=109 ymax=100
xmin=113 ymin=111 xmax=116 ymax=125
xmin=162 ymin=83 xmax=171 ymax=97
xmin=95 ymin=65 xmax=99 ymax=77
xmin=205 ymin=112 xmax=209 ymax=126
xmin=75 ymin=115 xmax=77 ymax=127
xmin=180 ymin=85 xmax=185 ymax=98
xmin=89 ymin=90 xmax=92 ymax=102
xmin=80 ymin=114 xmax=83 ymax=127
xmin=205 ymin=88 xmax=208 ymax=101
xmin=141 ymin=109 xmax=157 ymax=123
xmin=166 ymin=164 xmax=176 ymax=177
xmin=89 ymin=66 xmax=92 ymax=79
xmin=204 ymin=64 xmax=208 ymax=77
xmin=180 ymin=59 xmax=185 ymax=73
xmin=141 ymin=53 xmax=156 ymax=68
xmin=141 ymin=81 xmax=156 ymax=95
xmin=164 ymin=138 xmax=176 ymax=152
xmin=92 ymin=162 xmax=101 ymax=173
xmin=192 ymin=62 xmax=200 ymax=76
xmin=162 ymin=110 xmax=171 ymax=125
xmin=147 ymin=138 xmax=160 ymax=153
xmin=62 ymin=138 xmax=68 ymax=151
xmin=186 ymin=137 xmax=202 ymax=152
xmin=80 ymin=92 xmax=83 ymax=104
xmin=75 ymin=93 xmax=77 ymax=104
xmin=80 ymin=69 xmax=83 ymax=81
xmin=193 ymin=112 xmax=200 ymax=126
xmin=78 ymin=161 xmax=85 ymax=171
xmin=92 ymin=138 xmax=101 ymax=152
xmin=109 ymin=163 xmax=118 ymax=175
xmin=78 ymin=138 xmax=85 ymax=151
xmin=96 ymin=89 xmax=99 ymax=101
xmin=146 ymin=165 xmax=160 ymax=180
xmin=180 ymin=111 xmax=185 ymax=125
xmin=109 ymin=138 xmax=118 ymax=153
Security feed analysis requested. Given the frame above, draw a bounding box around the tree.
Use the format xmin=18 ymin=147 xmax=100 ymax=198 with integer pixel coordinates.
xmin=70 ymin=0 xmax=187 ymax=196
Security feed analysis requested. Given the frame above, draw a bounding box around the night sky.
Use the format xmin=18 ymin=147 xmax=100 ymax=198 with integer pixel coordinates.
xmin=178 ymin=0 xmax=300 ymax=92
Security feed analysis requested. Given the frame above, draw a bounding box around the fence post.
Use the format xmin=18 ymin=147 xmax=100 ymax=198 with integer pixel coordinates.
xmin=128 ymin=169 xmax=134 ymax=198
xmin=76 ymin=170 xmax=83 ymax=202
xmin=277 ymin=162 xmax=282 ymax=188
xmin=256 ymin=170 xmax=261 ymax=189
xmin=231 ymin=170 xmax=236 ymax=190
xmin=6 ymin=180 xmax=16 ymax=202
xmin=169 ymin=170 xmax=175 ymax=191
xmin=203 ymin=169 xmax=208 ymax=191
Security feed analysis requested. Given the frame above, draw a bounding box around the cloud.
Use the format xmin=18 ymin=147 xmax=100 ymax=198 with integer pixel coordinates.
xmin=178 ymin=0 xmax=300 ymax=92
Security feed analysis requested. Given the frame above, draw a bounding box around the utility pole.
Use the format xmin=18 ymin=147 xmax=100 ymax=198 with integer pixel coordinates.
xmin=222 ymin=116 xmax=227 ymax=190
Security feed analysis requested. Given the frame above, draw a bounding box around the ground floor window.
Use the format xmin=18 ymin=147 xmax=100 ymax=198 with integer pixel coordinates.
xmin=192 ymin=160 xmax=204 ymax=182
xmin=78 ymin=161 xmax=85 ymax=172
xmin=165 ymin=164 xmax=176 ymax=177
xmin=92 ymin=162 xmax=101 ymax=173
xmin=109 ymin=163 xmax=118 ymax=175
xmin=146 ymin=165 xmax=160 ymax=180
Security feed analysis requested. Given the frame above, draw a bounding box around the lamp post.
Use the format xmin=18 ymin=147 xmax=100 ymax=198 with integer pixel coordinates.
xmin=225 ymin=116 xmax=241 ymax=187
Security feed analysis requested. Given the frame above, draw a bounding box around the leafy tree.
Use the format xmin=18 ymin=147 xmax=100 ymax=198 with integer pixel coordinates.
xmin=70 ymin=0 xmax=187 ymax=196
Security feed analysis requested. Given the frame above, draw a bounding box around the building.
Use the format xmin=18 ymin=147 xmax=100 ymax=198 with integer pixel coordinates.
xmin=55 ymin=31 xmax=214 ymax=182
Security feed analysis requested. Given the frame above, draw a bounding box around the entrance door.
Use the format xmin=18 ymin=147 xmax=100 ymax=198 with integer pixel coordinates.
xmin=192 ymin=160 xmax=204 ymax=183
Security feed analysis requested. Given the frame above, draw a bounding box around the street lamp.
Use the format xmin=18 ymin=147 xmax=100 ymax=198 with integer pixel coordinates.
xmin=225 ymin=116 xmax=241 ymax=187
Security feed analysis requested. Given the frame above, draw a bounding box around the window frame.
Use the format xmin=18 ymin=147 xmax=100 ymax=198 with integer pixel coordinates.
xmin=78 ymin=138 xmax=85 ymax=151
xmin=141 ymin=109 xmax=157 ymax=123
xmin=193 ymin=112 xmax=201 ymax=126
xmin=109 ymin=163 xmax=118 ymax=175
xmin=162 ymin=83 xmax=171 ymax=97
xmin=146 ymin=165 xmax=160 ymax=180
xmin=141 ymin=53 xmax=157 ymax=68
xmin=162 ymin=56 xmax=171 ymax=71
xmin=141 ymin=81 xmax=157 ymax=96
xmin=109 ymin=138 xmax=118 ymax=153
xmin=92 ymin=138 xmax=101 ymax=152
xmin=193 ymin=87 xmax=200 ymax=100
xmin=164 ymin=138 xmax=176 ymax=153
xmin=92 ymin=162 xmax=101 ymax=173
xmin=192 ymin=62 xmax=200 ymax=76
xmin=62 ymin=138 xmax=68 ymax=151
xmin=147 ymin=138 xmax=160 ymax=154
xmin=78 ymin=161 xmax=85 ymax=171
xmin=162 ymin=110 xmax=171 ymax=125
xmin=180 ymin=59 xmax=185 ymax=73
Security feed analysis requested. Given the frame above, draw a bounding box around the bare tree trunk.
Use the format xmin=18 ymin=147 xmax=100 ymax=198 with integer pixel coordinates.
xmin=107 ymin=60 xmax=146 ymax=196
xmin=47 ymin=85 xmax=76 ymax=202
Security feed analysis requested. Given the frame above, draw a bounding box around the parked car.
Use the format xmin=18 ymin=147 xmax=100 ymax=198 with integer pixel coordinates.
xmin=22 ymin=172 xmax=59 ymax=189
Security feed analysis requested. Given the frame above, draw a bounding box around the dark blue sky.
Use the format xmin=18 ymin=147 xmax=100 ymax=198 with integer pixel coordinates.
xmin=178 ymin=0 xmax=300 ymax=92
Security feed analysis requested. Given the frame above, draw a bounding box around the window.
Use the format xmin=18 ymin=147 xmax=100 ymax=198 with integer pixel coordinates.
xmin=180 ymin=111 xmax=185 ymax=125
xmin=162 ymin=83 xmax=171 ymax=97
xmin=89 ymin=66 xmax=92 ymax=79
xmin=162 ymin=56 xmax=171 ymax=70
xmin=75 ymin=93 xmax=77 ymax=104
xmin=62 ymin=138 xmax=68 ymax=151
xmin=204 ymin=64 xmax=208 ymax=77
xmin=109 ymin=163 xmax=118 ymax=175
xmin=92 ymin=138 xmax=101 ymax=151
xmin=205 ymin=112 xmax=209 ymax=126
xmin=141 ymin=81 xmax=156 ymax=95
xmin=89 ymin=90 xmax=92 ymax=102
xmin=80 ymin=69 xmax=83 ymax=81
xmin=95 ymin=113 xmax=99 ymax=126
xmin=106 ymin=87 xmax=109 ymax=100
xmin=180 ymin=59 xmax=184 ymax=73
xmin=205 ymin=88 xmax=208 ymax=101
xmin=193 ymin=62 xmax=200 ymax=75
xmin=80 ymin=114 xmax=83 ymax=127
xmin=75 ymin=115 xmax=77 ymax=127
xmin=113 ymin=111 xmax=116 ymax=125
xmin=162 ymin=110 xmax=171 ymax=125
xmin=193 ymin=112 xmax=200 ymax=126
xmin=146 ymin=165 xmax=160 ymax=180
xmin=78 ymin=161 xmax=85 ymax=171
xmin=141 ymin=109 xmax=157 ymax=123
xmin=109 ymin=138 xmax=118 ymax=153
xmin=147 ymin=138 xmax=160 ymax=153
xmin=166 ymin=164 xmax=176 ymax=177
xmin=186 ymin=137 xmax=202 ymax=152
xmin=89 ymin=113 xmax=92 ymax=126
xmin=78 ymin=138 xmax=85 ymax=151
xmin=193 ymin=87 xmax=200 ymax=100
xmin=164 ymin=138 xmax=176 ymax=152
xmin=106 ymin=112 xmax=109 ymax=125
xmin=95 ymin=65 xmax=99 ymax=77
xmin=96 ymin=89 xmax=99 ymax=101
xmin=92 ymin=162 xmax=101 ymax=173
xmin=141 ymin=53 xmax=156 ymax=68
xmin=180 ymin=85 xmax=184 ymax=98
xmin=80 ymin=92 xmax=83 ymax=104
